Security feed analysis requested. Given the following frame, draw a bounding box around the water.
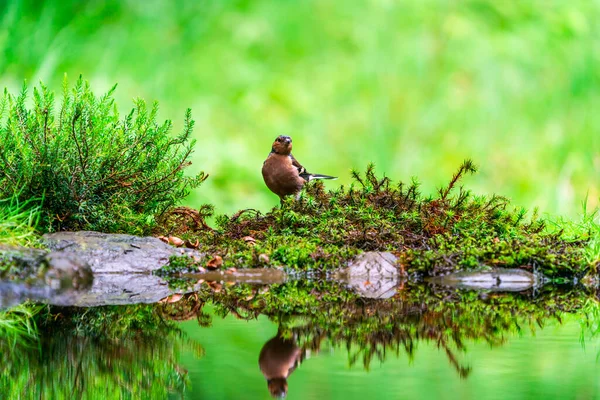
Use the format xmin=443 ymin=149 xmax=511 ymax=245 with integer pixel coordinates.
xmin=180 ymin=310 xmax=600 ymax=400
xmin=2 ymin=283 xmax=600 ymax=399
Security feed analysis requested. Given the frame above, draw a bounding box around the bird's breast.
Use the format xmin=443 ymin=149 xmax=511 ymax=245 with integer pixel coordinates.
xmin=262 ymin=155 xmax=305 ymax=197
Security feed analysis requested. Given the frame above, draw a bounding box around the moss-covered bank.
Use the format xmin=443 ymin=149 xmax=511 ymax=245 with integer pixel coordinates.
xmin=160 ymin=162 xmax=599 ymax=279
xmin=0 ymin=79 xmax=598 ymax=286
xmin=7 ymin=279 xmax=597 ymax=391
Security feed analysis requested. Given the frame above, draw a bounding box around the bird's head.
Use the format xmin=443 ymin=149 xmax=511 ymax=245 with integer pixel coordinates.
xmin=267 ymin=378 xmax=288 ymax=398
xmin=271 ymin=135 xmax=293 ymax=155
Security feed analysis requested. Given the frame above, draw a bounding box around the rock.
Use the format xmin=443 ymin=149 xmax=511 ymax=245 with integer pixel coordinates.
xmin=0 ymin=245 xmax=48 ymax=280
xmin=0 ymin=250 xmax=93 ymax=309
xmin=45 ymin=273 xmax=176 ymax=307
xmin=427 ymin=268 xmax=538 ymax=291
xmin=0 ymin=246 xmax=93 ymax=290
xmin=0 ymin=281 xmax=63 ymax=309
xmin=336 ymin=252 xmax=400 ymax=299
xmin=2 ymin=232 xmax=288 ymax=308
xmin=43 ymin=231 xmax=201 ymax=274
xmin=44 ymin=252 xmax=94 ymax=290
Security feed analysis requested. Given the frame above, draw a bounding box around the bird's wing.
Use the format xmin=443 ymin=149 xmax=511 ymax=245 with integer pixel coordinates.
xmin=290 ymin=154 xmax=311 ymax=180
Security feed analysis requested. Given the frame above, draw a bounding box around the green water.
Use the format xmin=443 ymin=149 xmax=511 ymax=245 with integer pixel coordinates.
xmin=180 ymin=310 xmax=600 ymax=400
xmin=3 ymin=299 xmax=600 ymax=400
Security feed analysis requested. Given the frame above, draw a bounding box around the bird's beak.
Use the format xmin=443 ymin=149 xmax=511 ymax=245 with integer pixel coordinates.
xmin=284 ymin=138 xmax=291 ymax=144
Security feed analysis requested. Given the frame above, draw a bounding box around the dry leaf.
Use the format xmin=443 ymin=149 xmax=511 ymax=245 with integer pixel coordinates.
xmin=206 ymin=255 xmax=223 ymax=270
xmin=168 ymin=236 xmax=185 ymax=247
xmin=157 ymin=236 xmax=169 ymax=243
xmin=159 ymin=293 xmax=183 ymax=303
xmin=185 ymin=239 xmax=200 ymax=249
xmin=243 ymin=236 xmax=256 ymax=245
xmin=208 ymin=281 xmax=222 ymax=292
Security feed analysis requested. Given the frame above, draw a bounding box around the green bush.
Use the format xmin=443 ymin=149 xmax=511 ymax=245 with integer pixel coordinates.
xmin=0 ymin=77 xmax=207 ymax=233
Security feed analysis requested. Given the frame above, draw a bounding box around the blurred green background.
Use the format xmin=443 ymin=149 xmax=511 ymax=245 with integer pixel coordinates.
xmin=1 ymin=0 xmax=598 ymax=217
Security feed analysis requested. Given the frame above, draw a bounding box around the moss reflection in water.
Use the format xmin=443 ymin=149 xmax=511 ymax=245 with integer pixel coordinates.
xmin=0 ymin=304 xmax=204 ymax=399
xmin=1 ymin=281 xmax=599 ymax=399
xmin=169 ymin=280 xmax=599 ymax=399
xmin=181 ymin=280 xmax=593 ymax=379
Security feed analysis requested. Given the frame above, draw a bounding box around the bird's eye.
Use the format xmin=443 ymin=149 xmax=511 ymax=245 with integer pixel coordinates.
xmin=276 ymin=138 xmax=281 ymax=142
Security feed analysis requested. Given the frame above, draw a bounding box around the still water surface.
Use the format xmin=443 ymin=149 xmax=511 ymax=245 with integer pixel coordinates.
xmin=4 ymin=285 xmax=600 ymax=400
xmin=181 ymin=308 xmax=600 ymax=400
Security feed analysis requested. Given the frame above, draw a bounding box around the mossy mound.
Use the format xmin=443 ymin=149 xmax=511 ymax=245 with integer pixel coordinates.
xmin=160 ymin=161 xmax=592 ymax=278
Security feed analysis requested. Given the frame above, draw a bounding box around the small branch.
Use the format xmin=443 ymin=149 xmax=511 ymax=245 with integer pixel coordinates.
xmin=71 ymin=111 xmax=87 ymax=179
xmin=439 ymin=159 xmax=477 ymax=201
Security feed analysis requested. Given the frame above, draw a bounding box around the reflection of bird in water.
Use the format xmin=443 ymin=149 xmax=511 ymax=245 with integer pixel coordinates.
xmin=262 ymin=135 xmax=337 ymax=201
xmin=258 ymin=331 xmax=305 ymax=398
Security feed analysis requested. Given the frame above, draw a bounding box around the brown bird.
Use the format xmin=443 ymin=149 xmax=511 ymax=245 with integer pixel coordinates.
xmin=258 ymin=333 xmax=305 ymax=398
xmin=262 ymin=135 xmax=336 ymax=201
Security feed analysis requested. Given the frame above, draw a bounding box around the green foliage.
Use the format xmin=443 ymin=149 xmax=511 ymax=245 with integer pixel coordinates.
xmin=45 ymin=304 xmax=175 ymax=339
xmin=0 ymin=197 xmax=44 ymax=353
xmin=0 ymin=194 xmax=40 ymax=247
xmin=0 ymin=77 xmax=207 ymax=233
xmin=167 ymin=161 xmax=590 ymax=277
xmin=2 ymin=304 xmax=201 ymax=399
xmin=548 ymin=203 xmax=600 ymax=275
xmin=0 ymin=303 xmax=44 ymax=348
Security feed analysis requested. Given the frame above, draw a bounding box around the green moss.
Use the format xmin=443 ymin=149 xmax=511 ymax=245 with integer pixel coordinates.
xmin=160 ymin=160 xmax=592 ymax=278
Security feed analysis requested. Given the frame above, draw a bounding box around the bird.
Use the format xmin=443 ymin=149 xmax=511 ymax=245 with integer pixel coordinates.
xmin=262 ymin=135 xmax=336 ymax=201
xmin=258 ymin=332 xmax=305 ymax=398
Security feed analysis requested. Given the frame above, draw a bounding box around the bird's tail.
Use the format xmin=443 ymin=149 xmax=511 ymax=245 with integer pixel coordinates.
xmin=307 ymin=173 xmax=337 ymax=181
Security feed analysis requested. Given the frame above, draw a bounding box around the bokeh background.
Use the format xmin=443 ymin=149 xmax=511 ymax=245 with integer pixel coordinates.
xmin=1 ymin=0 xmax=598 ymax=217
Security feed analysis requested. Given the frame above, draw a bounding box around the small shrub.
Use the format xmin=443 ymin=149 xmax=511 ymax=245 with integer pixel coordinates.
xmin=0 ymin=77 xmax=207 ymax=233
